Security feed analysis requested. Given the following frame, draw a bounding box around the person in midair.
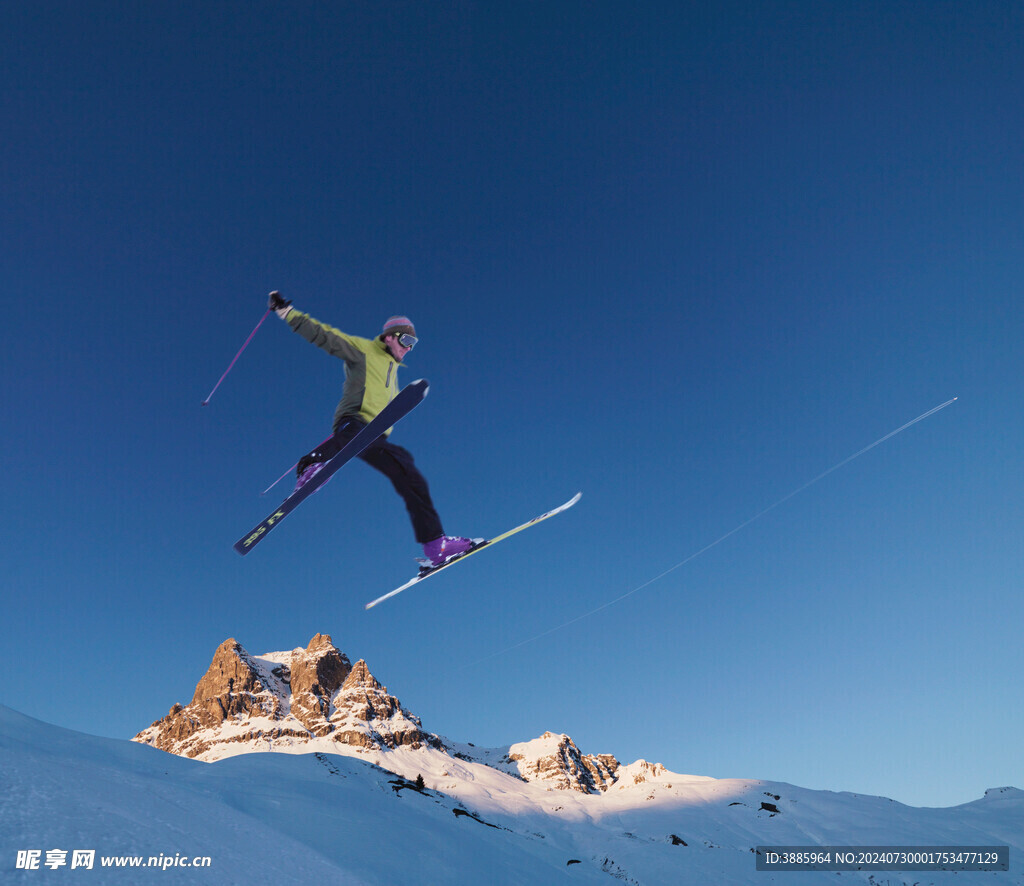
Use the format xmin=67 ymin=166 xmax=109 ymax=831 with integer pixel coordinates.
xmin=268 ymin=290 xmax=476 ymax=567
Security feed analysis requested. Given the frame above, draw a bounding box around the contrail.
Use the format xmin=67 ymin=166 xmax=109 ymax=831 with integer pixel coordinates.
xmin=476 ymin=397 xmax=958 ymax=663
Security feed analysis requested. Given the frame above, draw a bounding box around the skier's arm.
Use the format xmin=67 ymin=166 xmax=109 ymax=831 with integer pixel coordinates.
xmin=267 ymin=291 xmax=367 ymax=362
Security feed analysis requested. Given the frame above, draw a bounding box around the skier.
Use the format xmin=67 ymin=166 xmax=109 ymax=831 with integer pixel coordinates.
xmin=267 ymin=290 xmax=477 ymax=567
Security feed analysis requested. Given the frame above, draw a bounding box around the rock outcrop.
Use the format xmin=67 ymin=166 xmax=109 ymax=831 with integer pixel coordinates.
xmin=328 ymin=659 xmax=442 ymax=750
xmin=134 ymin=633 xmax=438 ymax=759
xmin=288 ymin=633 xmax=353 ymax=737
xmin=135 ymin=634 xmax=651 ymax=794
xmin=506 ymin=732 xmax=621 ymax=793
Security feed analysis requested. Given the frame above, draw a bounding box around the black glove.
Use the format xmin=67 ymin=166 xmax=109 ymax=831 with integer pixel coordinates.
xmin=268 ymin=291 xmax=292 ymax=311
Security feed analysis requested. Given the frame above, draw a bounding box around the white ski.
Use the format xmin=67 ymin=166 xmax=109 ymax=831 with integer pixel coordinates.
xmin=365 ymin=492 xmax=582 ymax=609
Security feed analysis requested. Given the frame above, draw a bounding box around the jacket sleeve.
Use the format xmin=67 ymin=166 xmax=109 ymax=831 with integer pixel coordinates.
xmin=285 ymin=310 xmax=368 ymax=363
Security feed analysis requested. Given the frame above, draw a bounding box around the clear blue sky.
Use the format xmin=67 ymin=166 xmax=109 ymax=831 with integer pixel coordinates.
xmin=2 ymin=1 xmax=1021 ymax=809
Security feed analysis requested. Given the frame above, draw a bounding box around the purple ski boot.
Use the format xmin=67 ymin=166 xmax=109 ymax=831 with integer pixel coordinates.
xmin=295 ymin=459 xmax=325 ymax=490
xmin=421 ymin=535 xmax=479 ymax=569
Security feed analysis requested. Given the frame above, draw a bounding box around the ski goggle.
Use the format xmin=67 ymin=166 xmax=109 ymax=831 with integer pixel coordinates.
xmin=397 ymin=333 xmax=418 ymax=349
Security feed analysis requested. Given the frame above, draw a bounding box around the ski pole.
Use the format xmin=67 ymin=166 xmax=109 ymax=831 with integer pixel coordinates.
xmin=202 ymin=307 xmax=272 ymax=406
xmin=261 ymin=433 xmax=334 ymax=496
xmin=261 ymin=462 xmax=297 ymax=497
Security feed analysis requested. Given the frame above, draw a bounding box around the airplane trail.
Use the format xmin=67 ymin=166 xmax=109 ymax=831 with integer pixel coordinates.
xmin=478 ymin=397 xmax=959 ymax=662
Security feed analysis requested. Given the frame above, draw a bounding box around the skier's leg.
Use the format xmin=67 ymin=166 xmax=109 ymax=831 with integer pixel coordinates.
xmin=358 ymin=439 xmax=444 ymax=544
xmin=295 ymin=418 xmax=359 ymax=484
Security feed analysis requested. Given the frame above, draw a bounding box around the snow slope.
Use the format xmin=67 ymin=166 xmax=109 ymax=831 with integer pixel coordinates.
xmin=1 ymin=706 xmax=604 ymax=884
xmin=3 ymin=705 xmax=1022 ymax=885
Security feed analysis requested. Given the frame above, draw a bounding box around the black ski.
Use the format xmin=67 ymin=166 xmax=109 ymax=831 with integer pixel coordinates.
xmin=233 ymin=379 xmax=429 ymax=555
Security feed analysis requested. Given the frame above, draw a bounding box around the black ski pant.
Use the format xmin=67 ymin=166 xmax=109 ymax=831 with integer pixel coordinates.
xmin=301 ymin=416 xmax=444 ymax=544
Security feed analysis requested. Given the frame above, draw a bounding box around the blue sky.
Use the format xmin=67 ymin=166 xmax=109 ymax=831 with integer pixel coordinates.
xmin=2 ymin=1 xmax=1021 ymax=809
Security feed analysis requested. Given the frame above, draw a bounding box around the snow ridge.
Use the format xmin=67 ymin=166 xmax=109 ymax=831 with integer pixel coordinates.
xmin=113 ymin=634 xmax=1024 ymax=885
xmin=5 ymin=703 xmax=1022 ymax=886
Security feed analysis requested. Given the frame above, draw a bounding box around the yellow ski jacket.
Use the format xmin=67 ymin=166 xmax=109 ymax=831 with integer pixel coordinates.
xmin=285 ymin=309 xmax=404 ymax=434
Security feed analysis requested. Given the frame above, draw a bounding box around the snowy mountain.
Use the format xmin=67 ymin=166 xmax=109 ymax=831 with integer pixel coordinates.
xmin=1 ymin=705 xmax=608 ymax=885
xmin=134 ymin=633 xmax=442 ymax=760
xmin=4 ymin=633 xmax=1021 ymax=885
xmin=133 ymin=633 xmax=625 ymax=792
xmin=133 ymin=633 xmax=698 ymax=799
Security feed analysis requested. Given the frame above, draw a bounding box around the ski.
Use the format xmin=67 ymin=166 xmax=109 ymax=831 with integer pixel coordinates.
xmin=364 ymin=492 xmax=582 ymax=609
xmin=234 ymin=379 xmax=429 ymax=555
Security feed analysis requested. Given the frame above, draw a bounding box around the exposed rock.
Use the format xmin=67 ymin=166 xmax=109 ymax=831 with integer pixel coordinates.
xmin=189 ymin=638 xmax=283 ymax=724
xmin=329 ymin=659 xmax=441 ymax=751
xmin=137 ymin=638 xmax=292 ymax=758
xmin=135 ymin=634 xmax=661 ymax=793
xmin=134 ymin=634 xmax=436 ymax=759
xmin=626 ymin=760 xmax=668 ymax=784
xmin=507 ymin=732 xmax=621 ymax=793
xmin=289 ymin=633 xmax=352 ymax=736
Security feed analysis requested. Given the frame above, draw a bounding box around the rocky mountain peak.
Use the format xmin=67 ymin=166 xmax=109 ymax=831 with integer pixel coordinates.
xmin=135 ymin=634 xmax=653 ymax=795
xmin=134 ymin=634 xmax=436 ymax=759
xmin=506 ymin=731 xmax=621 ymax=794
xmin=328 ymin=659 xmax=439 ymax=750
xmin=190 ymin=638 xmax=260 ymax=707
xmin=289 ymin=634 xmax=352 ymax=737
xmin=343 ymin=659 xmax=381 ymax=691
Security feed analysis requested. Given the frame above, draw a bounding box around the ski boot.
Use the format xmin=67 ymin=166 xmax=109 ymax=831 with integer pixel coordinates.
xmin=295 ymin=454 xmax=325 ymax=490
xmin=420 ymin=535 xmax=481 ymax=570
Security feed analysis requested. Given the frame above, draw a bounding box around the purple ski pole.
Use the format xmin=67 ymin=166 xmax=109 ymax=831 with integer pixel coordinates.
xmin=260 ymin=433 xmax=334 ymax=496
xmin=202 ymin=307 xmax=272 ymax=406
